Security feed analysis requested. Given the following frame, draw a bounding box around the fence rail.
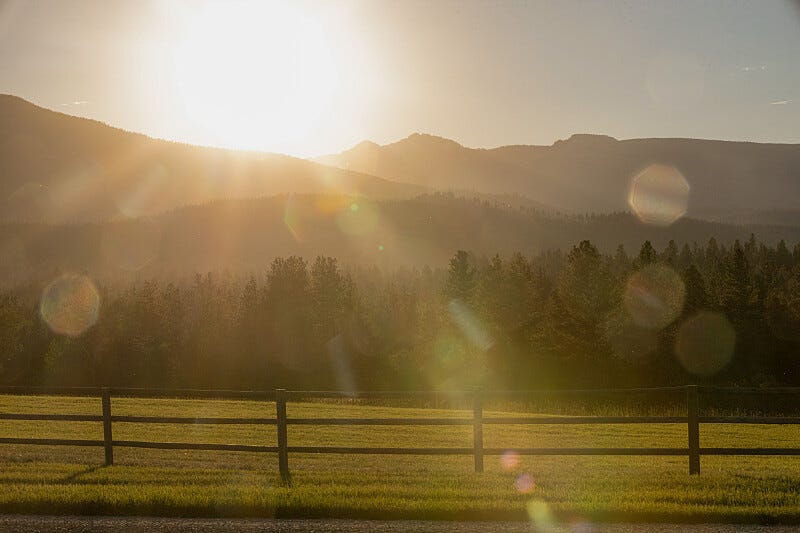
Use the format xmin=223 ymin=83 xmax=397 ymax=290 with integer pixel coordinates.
xmin=0 ymin=384 xmax=798 ymax=482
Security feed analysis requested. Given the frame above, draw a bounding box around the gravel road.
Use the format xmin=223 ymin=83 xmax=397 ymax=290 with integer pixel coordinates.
xmin=0 ymin=516 xmax=795 ymax=532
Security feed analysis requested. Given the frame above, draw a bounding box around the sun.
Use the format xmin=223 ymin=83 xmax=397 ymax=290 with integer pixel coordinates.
xmin=169 ymin=1 xmax=339 ymax=153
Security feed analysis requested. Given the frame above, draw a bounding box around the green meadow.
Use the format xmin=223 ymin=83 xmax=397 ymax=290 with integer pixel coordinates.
xmin=0 ymin=394 xmax=798 ymax=523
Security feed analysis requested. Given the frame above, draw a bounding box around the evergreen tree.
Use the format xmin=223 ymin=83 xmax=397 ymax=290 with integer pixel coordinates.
xmin=310 ymin=256 xmax=353 ymax=343
xmin=678 ymin=243 xmax=694 ymax=270
xmin=611 ymin=244 xmax=631 ymax=277
xmin=661 ymin=240 xmax=679 ymax=266
xmin=549 ymin=240 xmax=616 ymax=365
xmin=266 ymin=256 xmax=312 ymax=380
xmin=444 ymin=250 xmax=477 ymax=302
xmin=719 ymin=241 xmax=753 ymax=322
xmin=635 ymin=240 xmax=658 ymax=269
xmin=681 ymin=264 xmax=707 ymax=315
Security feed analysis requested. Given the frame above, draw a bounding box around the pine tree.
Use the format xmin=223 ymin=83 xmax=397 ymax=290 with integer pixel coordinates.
xmin=661 ymin=240 xmax=679 ymax=266
xmin=681 ymin=264 xmax=707 ymax=315
xmin=678 ymin=243 xmax=694 ymax=270
xmin=549 ymin=240 xmax=616 ymax=363
xmin=612 ymin=244 xmax=631 ymax=277
xmin=444 ymin=250 xmax=477 ymax=302
xmin=635 ymin=240 xmax=658 ymax=269
xmin=719 ymin=241 xmax=753 ymax=322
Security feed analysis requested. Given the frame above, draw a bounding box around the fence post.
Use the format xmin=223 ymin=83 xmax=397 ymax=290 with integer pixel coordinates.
xmin=687 ymin=385 xmax=700 ymax=475
xmin=276 ymin=389 xmax=291 ymax=486
xmin=101 ymin=388 xmax=113 ymax=466
xmin=473 ymin=388 xmax=484 ymax=473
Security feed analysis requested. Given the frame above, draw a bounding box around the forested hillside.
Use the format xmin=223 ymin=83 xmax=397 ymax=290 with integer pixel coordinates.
xmin=2 ymin=193 xmax=800 ymax=285
xmin=2 ymin=235 xmax=798 ymax=390
xmin=2 ymin=97 xmax=799 ymax=393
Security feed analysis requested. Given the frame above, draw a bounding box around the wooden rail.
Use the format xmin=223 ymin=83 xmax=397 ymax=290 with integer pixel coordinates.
xmin=0 ymin=385 xmax=798 ymax=483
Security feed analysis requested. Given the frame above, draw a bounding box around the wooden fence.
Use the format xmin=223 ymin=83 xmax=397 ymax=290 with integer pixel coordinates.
xmin=0 ymin=385 xmax=798 ymax=483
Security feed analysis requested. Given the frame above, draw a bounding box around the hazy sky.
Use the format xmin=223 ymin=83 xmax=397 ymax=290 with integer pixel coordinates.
xmin=1 ymin=0 xmax=799 ymax=156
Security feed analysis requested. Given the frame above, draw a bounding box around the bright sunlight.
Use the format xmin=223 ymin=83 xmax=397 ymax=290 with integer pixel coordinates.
xmin=169 ymin=1 xmax=339 ymax=152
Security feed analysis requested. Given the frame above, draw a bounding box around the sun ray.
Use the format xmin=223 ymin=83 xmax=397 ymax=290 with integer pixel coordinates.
xmin=168 ymin=1 xmax=339 ymax=153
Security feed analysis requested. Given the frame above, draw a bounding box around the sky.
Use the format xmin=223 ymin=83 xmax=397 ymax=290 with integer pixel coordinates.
xmin=0 ymin=0 xmax=799 ymax=157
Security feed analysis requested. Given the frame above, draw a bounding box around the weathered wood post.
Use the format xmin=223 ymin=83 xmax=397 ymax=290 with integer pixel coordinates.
xmin=276 ymin=389 xmax=291 ymax=485
xmin=687 ymin=385 xmax=700 ymax=475
xmin=101 ymin=388 xmax=113 ymax=466
xmin=473 ymin=388 xmax=484 ymax=473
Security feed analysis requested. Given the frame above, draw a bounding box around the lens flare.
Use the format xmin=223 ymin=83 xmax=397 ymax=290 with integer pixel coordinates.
xmin=114 ymin=165 xmax=170 ymax=218
xmin=336 ymin=198 xmax=379 ymax=236
xmin=40 ymin=274 xmax=101 ymax=336
xmin=314 ymin=195 xmax=351 ymax=215
xmin=675 ymin=312 xmax=736 ymax=376
xmin=448 ymin=299 xmax=493 ymax=351
xmin=628 ymin=164 xmax=689 ymax=226
xmin=327 ymin=335 xmax=357 ymax=394
xmin=432 ymin=332 xmax=464 ymax=365
xmin=283 ymin=195 xmax=306 ymax=242
xmin=500 ymin=450 xmax=520 ymax=471
xmin=624 ymin=264 xmax=685 ymax=329
xmin=515 ymin=473 xmax=535 ymax=494
xmin=527 ymin=499 xmax=555 ymax=530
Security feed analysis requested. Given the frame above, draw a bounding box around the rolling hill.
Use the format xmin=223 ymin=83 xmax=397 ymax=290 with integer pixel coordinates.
xmin=3 ymin=94 xmax=800 ymax=284
xmin=0 ymin=95 xmax=427 ymax=223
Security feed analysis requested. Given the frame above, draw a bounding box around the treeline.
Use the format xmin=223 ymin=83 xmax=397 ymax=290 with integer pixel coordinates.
xmin=4 ymin=193 xmax=800 ymax=285
xmin=1 ymin=235 xmax=799 ymax=390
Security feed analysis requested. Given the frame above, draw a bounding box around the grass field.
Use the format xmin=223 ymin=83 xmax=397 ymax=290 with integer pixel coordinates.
xmin=0 ymin=394 xmax=798 ymax=524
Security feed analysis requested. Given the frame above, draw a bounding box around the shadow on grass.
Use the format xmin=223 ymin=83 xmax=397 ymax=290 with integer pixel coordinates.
xmin=57 ymin=465 xmax=104 ymax=484
xmin=0 ymin=501 xmax=797 ymax=525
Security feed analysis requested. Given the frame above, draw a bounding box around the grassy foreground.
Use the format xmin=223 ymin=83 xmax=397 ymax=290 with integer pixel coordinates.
xmin=0 ymin=394 xmax=798 ymax=523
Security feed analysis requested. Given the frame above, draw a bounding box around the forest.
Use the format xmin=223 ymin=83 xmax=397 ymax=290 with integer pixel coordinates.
xmin=1 ymin=234 xmax=798 ymax=392
xmin=4 ymin=192 xmax=800 ymax=285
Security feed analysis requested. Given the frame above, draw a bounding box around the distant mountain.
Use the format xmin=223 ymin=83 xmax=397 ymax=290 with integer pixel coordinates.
xmin=2 ymin=192 xmax=798 ymax=286
xmin=318 ymin=133 xmax=800 ymax=222
xmin=0 ymin=95 xmax=426 ymax=223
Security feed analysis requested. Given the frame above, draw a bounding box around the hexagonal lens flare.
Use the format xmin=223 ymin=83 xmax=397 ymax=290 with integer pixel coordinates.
xmin=628 ymin=164 xmax=689 ymax=226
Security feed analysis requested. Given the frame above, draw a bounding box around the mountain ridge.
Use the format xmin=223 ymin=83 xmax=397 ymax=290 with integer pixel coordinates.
xmin=0 ymin=95 xmax=428 ymax=223
xmin=319 ymin=132 xmax=800 ymax=223
xmin=5 ymin=95 xmax=800 ymax=227
xmin=332 ymin=130 xmax=800 ymax=155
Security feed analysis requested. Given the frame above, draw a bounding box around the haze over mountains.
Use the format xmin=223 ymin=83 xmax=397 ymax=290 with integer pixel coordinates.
xmin=5 ymin=94 xmax=800 ymax=225
xmin=0 ymin=95 xmax=425 ymax=223
xmin=4 ymin=193 xmax=800 ymax=286
xmin=319 ymin=132 xmax=800 ymax=224
xmin=2 ymin=94 xmax=800 ymax=283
